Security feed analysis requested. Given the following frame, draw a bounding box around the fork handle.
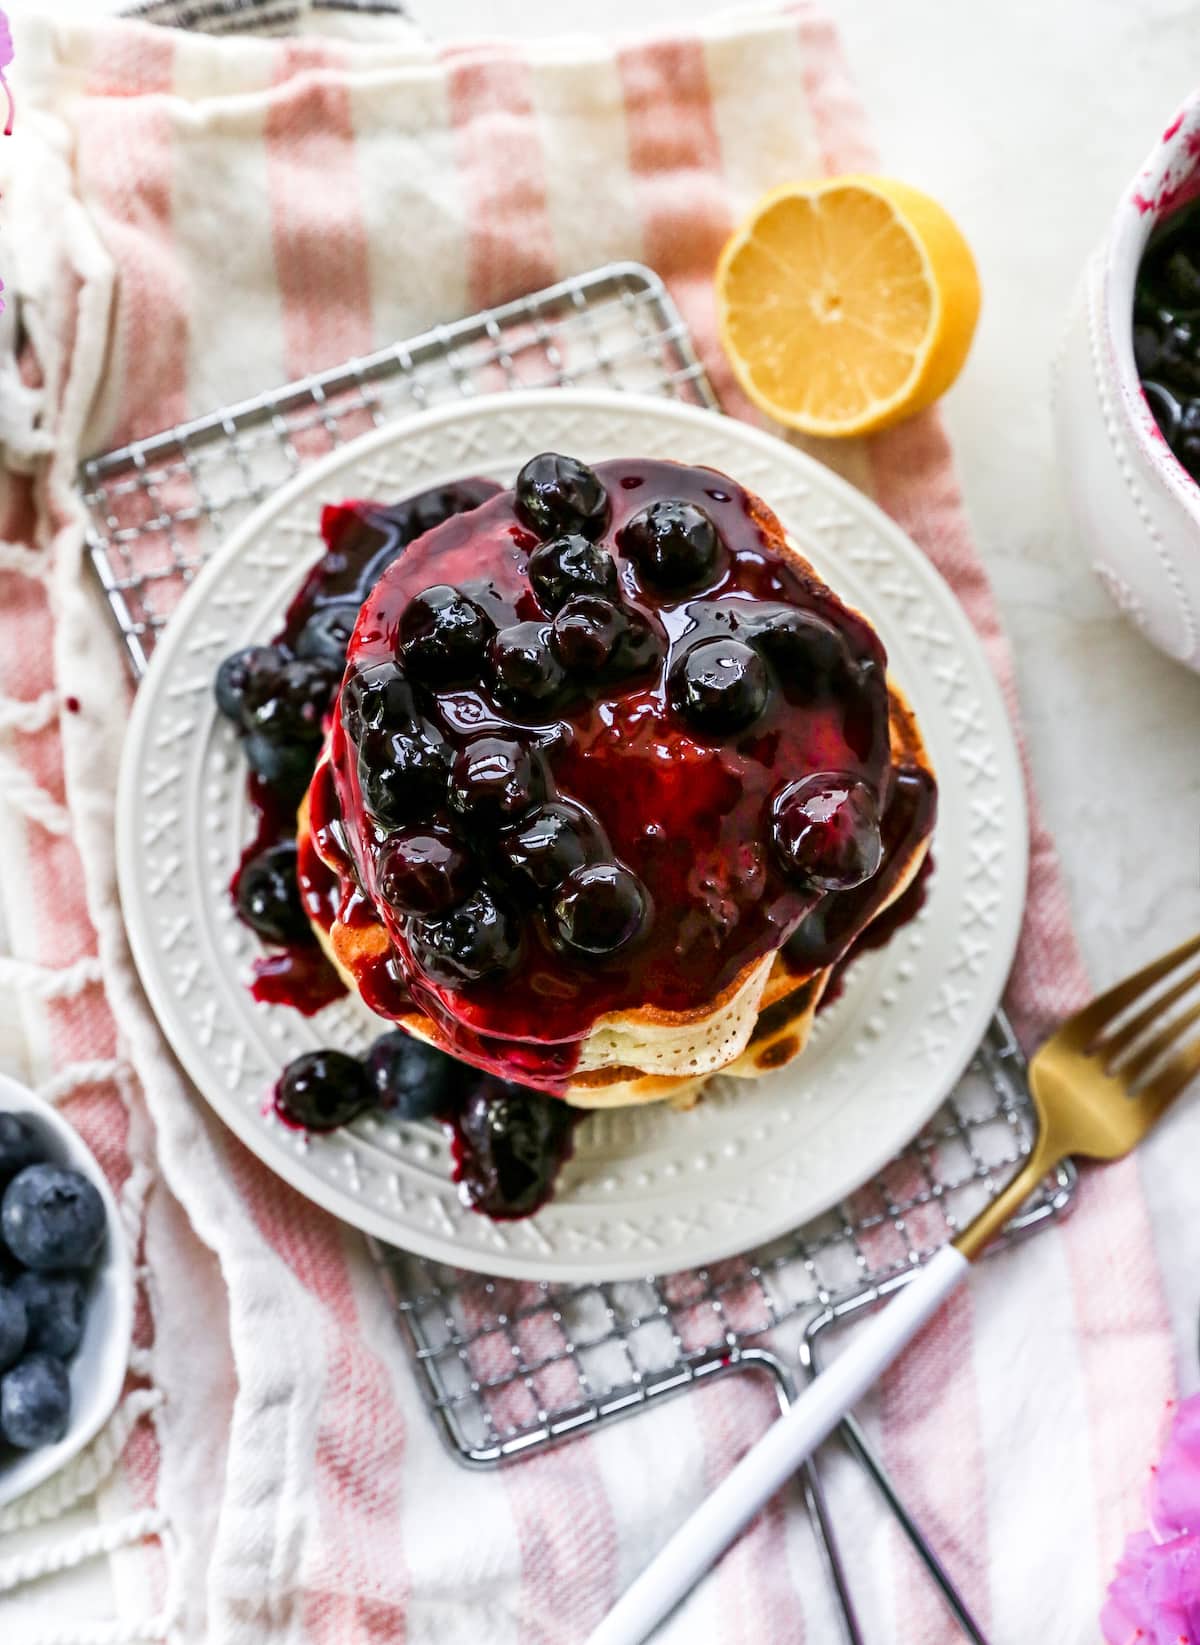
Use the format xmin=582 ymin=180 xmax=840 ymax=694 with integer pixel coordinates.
xmin=585 ymin=1245 xmax=969 ymax=1645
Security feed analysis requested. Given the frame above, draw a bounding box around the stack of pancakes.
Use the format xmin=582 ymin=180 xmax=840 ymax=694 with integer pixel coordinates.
xmin=298 ymin=459 xmax=935 ymax=1111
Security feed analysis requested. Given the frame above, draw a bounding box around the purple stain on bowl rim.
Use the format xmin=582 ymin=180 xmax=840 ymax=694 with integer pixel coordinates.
xmin=0 ymin=10 xmax=12 ymax=138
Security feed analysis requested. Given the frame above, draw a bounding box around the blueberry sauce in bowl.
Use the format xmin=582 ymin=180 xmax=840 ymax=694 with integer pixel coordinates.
xmin=1134 ymin=199 xmax=1200 ymax=483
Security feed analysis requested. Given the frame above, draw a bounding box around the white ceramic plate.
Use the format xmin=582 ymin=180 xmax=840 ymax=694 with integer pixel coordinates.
xmin=0 ymin=1075 xmax=134 ymax=1509
xmin=117 ymin=390 xmax=1026 ymax=1282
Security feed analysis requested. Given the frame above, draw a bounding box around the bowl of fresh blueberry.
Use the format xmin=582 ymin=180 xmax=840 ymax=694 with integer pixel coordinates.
xmin=1056 ymin=90 xmax=1200 ymax=673
xmin=0 ymin=1074 xmax=134 ymax=1508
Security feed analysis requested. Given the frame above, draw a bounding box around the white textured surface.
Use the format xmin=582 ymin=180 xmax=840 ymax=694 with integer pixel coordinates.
xmin=117 ymin=391 xmax=1026 ymax=1280
xmin=14 ymin=0 xmax=1200 ymax=1633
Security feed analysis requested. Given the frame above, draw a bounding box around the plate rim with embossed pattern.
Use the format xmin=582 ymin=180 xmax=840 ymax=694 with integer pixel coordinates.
xmin=116 ymin=389 xmax=1027 ymax=1281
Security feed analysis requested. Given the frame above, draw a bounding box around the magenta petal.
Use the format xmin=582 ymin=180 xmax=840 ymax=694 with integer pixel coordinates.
xmin=1154 ymin=1398 xmax=1200 ymax=1538
xmin=1103 ymin=1530 xmax=1200 ymax=1644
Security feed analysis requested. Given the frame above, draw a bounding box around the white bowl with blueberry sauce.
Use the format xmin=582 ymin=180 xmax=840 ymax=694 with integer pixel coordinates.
xmin=0 ymin=1075 xmax=134 ymax=1509
xmin=1056 ymin=90 xmax=1200 ymax=672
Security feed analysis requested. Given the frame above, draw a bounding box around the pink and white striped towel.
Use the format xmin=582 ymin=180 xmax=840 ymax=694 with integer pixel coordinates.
xmin=0 ymin=6 xmax=1177 ymax=1641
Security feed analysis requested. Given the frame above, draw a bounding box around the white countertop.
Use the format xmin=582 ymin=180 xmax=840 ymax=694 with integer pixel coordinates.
xmin=8 ymin=0 xmax=1200 ymax=1637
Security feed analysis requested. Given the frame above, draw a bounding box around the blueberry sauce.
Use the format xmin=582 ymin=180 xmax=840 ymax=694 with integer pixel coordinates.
xmin=319 ymin=455 xmax=931 ymax=1092
xmin=219 ymin=481 xmax=502 ymax=1011
xmin=1134 ymin=200 xmax=1200 ymax=482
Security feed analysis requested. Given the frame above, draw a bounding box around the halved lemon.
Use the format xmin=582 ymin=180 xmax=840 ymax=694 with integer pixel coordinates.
xmin=715 ymin=176 xmax=981 ymax=437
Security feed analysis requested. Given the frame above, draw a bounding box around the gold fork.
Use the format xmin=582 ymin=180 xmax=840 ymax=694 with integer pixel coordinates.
xmin=589 ymin=931 xmax=1200 ymax=1645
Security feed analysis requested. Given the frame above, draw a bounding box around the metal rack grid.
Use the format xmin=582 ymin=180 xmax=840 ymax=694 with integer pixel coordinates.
xmin=82 ymin=260 xmax=1075 ymax=1645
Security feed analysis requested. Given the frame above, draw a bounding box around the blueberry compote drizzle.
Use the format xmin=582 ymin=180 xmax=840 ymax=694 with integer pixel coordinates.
xmin=272 ymin=1030 xmax=581 ymax=1219
xmin=325 ymin=455 xmax=930 ymax=1091
xmin=217 ymin=481 xmax=501 ymax=1013
xmin=1135 ymin=200 xmax=1200 ymax=482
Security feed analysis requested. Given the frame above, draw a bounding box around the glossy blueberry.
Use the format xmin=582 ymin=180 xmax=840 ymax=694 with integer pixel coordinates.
xmin=515 ymin=453 xmax=609 ymax=541
xmin=214 ymin=645 xmax=289 ymax=724
xmin=454 ymin=1081 xmax=577 ymax=1220
xmin=406 ymin=478 xmax=501 ymax=538
xmin=1166 ymin=248 xmax=1200 ymax=306
xmin=377 ymin=826 xmax=473 ymax=916
xmin=621 ymin=499 xmax=720 ymax=589
xmin=11 ymin=1273 xmax=85 ymax=1361
xmin=235 ymin=841 xmax=310 ymax=946
xmin=609 ymin=611 xmax=665 ymax=680
xmin=242 ymin=656 xmax=339 ymax=743
xmin=751 ymin=605 xmax=846 ymax=686
xmin=296 ymin=601 xmax=359 ymax=666
xmin=497 ymin=801 xmax=604 ymax=897
xmin=771 ymin=773 xmax=883 ymax=891
xmin=357 ymin=725 xmax=450 ymax=826
xmin=2 ymin=1166 xmax=106 ymax=1272
xmin=274 ymin=1050 xmax=375 ymax=1133
xmin=242 ymin=731 xmax=318 ymax=801
xmin=1 ymin=1354 xmax=71 ymax=1450
xmin=340 ymin=661 xmax=416 ymax=742
xmin=0 ymin=1115 xmax=42 ymax=1187
xmin=448 ymin=736 xmax=545 ymax=828
xmin=489 ymin=622 xmax=567 ymax=707
xmin=549 ymin=596 xmax=625 ymax=674
xmin=549 ymin=862 xmax=648 ymax=958
xmin=364 ymin=1031 xmax=468 ymax=1121
xmin=0 ymin=1288 xmax=26 ymax=1372
xmin=399 ymin=585 xmax=495 ymax=682
xmin=409 ymin=884 xmax=522 ymax=985
xmin=527 ymin=534 xmax=618 ymax=613
xmin=670 ymin=639 xmax=769 ymax=734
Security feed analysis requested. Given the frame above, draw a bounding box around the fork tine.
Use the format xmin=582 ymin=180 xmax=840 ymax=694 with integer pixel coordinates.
xmin=1129 ymin=1031 xmax=1200 ymax=1128
xmin=1065 ymin=931 xmax=1200 ymax=1045
xmin=1114 ymin=995 xmax=1200 ymax=1085
xmin=1101 ymin=961 xmax=1200 ymax=1063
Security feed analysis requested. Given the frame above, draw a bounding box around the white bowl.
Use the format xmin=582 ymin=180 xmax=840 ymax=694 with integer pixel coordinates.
xmin=0 ymin=1074 xmax=135 ymax=1510
xmin=1055 ymin=91 xmax=1200 ymax=671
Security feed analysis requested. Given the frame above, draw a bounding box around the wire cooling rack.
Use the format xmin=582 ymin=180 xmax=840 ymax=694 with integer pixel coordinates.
xmin=81 ymin=261 xmax=1076 ymax=1645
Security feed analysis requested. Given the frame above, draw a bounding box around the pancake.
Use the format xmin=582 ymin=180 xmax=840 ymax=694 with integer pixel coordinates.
xmin=296 ymin=452 xmax=937 ymax=1110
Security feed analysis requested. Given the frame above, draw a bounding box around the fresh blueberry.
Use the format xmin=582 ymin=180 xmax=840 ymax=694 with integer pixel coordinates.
xmin=448 ymin=736 xmax=545 ymax=828
xmin=670 ymin=638 xmax=769 ymax=734
xmin=377 ymin=826 xmax=473 ymax=915
xmin=1 ymin=1354 xmax=71 ymax=1450
xmin=242 ymin=656 xmax=339 ymax=743
xmin=549 ymin=596 xmax=626 ymax=674
xmin=214 ymin=645 xmax=288 ymax=724
xmin=340 ymin=661 xmax=416 ymax=742
xmin=621 ymin=500 xmax=720 ymax=590
xmin=0 ymin=1287 xmax=26 ymax=1372
xmin=409 ymin=884 xmax=522 ymax=985
xmin=357 ymin=725 xmax=450 ymax=826
xmin=296 ymin=601 xmax=360 ymax=667
xmin=771 ymin=773 xmax=883 ymax=890
xmin=2 ymin=1166 xmax=107 ymax=1272
xmin=399 ymin=585 xmax=495 ymax=682
xmin=497 ymin=801 xmax=604 ymax=897
xmin=235 ymin=841 xmax=311 ymax=946
xmin=515 ymin=454 xmax=609 ymax=541
xmin=453 ymin=1081 xmax=577 ymax=1219
xmin=1144 ymin=379 xmax=1182 ymax=445
xmin=549 ymin=862 xmax=648 ymax=958
xmin=11 ymin=1273 xmax=85 ymax=1361
xmin=274 ymin=1050 xmax=375 ymax=1133
xmin=0 ymin=1115 xmax=42 ymax=1187
xmin=489 ymin=622 xmax=567 ymax=708
xmin=364 ymin=1031 xmax=468 ymax=1120
xmin=527 ymin=534 xmax=618 ymax=613
xmin=242 ymin=732 xmax=318 ymax=800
